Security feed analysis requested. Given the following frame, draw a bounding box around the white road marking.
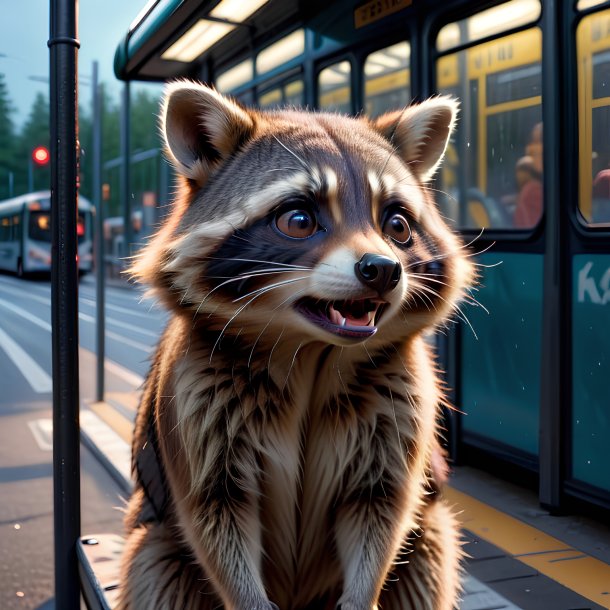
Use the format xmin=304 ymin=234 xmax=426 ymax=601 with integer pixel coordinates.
xmin=78 ymin=310 xmax=159 ymax=338
xmin=0 ymin=282 xmax=50 ymax=306
xmin=79 ymin=295 xmax=166 ymax=321
xmin=0 ymin=326 xmax=52 ymax=393
xmin=104 ymin=359 xmax=144 ymax=387
xmin=0 ymin=297 xmax=52 ymax=331
xmin=0 ymin=291 xmax=149 ymax=378
xmin=27 ymin=419 xmax=54 ymax=451
xmin=0 ymin=283 xmax=159 ymax=344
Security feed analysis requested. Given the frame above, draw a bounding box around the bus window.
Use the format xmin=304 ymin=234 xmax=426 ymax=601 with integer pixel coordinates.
xmin=318 ymin=60 xmax=351 ymax=113
xmin=0 ymin=217 xmax=11 ymax=241
xmin=436 ymin=27 xmax=543 ymax=230
xmin=364 ymin=42 xmax=410 ymax=118
xmin=577 ymin=9 xmax=610 ymax=225
xmin=258 ymin=79 xmax=303 ymax=109
xmin=259 ymin=87 xmax=282 ymax=109
xmin=284 ymin=79 xmax=304 ymax=107
xmin=29 ymin=211 xmax=52 ymax=242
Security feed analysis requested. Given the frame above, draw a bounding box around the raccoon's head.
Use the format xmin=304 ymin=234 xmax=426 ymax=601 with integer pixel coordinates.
xmin=132 ymin=82 xmax=474 ymax=349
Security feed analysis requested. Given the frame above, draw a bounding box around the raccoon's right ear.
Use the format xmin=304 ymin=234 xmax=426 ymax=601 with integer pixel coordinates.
xmin=161 ymin=81 xmax=255 ymax=186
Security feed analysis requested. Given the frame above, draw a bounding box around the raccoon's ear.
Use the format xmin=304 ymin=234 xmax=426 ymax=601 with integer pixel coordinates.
xmin=161 ymin=81 xmax=255 ymax=186
xmin=373 ymin=96 xmax=458 ymax=182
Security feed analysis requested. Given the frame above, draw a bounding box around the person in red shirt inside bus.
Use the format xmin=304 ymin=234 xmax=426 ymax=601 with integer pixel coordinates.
xmin=514 ymin=122 xmax=543 ymax=228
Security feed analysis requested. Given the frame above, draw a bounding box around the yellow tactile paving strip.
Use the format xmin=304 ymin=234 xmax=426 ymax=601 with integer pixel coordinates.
xmin=89 ymin=400 xmax=133 ymax=444
xmin=445 ymin=486 xmax=610 ymax=609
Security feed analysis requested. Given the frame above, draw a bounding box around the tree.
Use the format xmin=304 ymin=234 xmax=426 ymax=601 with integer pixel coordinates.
xmin=17 ymin=92 xmax=50 ymax=193
xmin=0 ymin=73 xmax=17 ymax=200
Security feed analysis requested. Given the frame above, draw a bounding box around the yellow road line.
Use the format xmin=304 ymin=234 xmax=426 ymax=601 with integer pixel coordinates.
xmin=89 ymin=401 xmax=133 ymax=444
xmin=445 ymin=486 xmax=610 ymax=608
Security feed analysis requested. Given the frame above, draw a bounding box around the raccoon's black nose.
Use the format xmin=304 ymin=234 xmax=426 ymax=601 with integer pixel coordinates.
xmin=355 ymin=253 xmax=401 ymax=294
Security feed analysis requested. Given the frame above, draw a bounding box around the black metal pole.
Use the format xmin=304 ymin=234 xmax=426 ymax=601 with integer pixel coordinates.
xmin=539 ymin=0 xmax=565 ymax=512
xmin=121 ymin=81 xmax=132 ymax=260
xmin=49 ymin=1 xmax=81 ymax=608
xmin=92 ymin=63 xmax=105 ymax=402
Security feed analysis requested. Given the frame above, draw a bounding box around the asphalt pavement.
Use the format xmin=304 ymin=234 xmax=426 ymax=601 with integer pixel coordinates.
xmin=0 ymin=270 xmax=166 ymax=609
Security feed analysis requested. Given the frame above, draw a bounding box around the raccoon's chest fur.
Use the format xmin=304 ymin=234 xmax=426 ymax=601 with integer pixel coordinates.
xmin=170 ymin=331 xmax=431 ymax=607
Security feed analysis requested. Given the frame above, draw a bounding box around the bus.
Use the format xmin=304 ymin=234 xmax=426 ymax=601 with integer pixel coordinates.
xmin=110 ymin=0 xmax=610 ymax=515
xmin=0 ymin=190 xmax=94 ymax=277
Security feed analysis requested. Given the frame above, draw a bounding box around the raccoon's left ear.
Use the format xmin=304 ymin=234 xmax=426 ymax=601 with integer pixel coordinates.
xmin=372 ymin=96 xmax=458 ymax=182
xmin=161 ymin=81 xmax=255 ymax=186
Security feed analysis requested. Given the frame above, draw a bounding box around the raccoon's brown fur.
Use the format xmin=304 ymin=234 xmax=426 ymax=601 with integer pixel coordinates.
xmin=118 ymin=82 xmax=474 ymax=610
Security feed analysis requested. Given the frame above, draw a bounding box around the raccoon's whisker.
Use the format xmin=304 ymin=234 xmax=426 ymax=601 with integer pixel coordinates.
xmin=463 ymin=241 xmax=495 ymax=258
xmin=473 ymin=261 xmax=502 ymax=269
xmin=203 ymin=255 xmax=311 ymax=270
xmin=271 ymin=134 xmax=309 ymax=169
xmin=232 ymin=277 xmax=309 ymax=303
xmin=405 ymin=253 xmax=449 ymax=270
xmin=194 ymin=270 xmax=308 ymax=317
xmin=462 ymin=227 xmax=486 ymax=249
xmin=210 ymin=278 xmax=308 ymax=363
xmin=282 ymin=340 xmax=304 ymax=392
xmin=387 ymin=385 xmax=403 ymax=452
xmin=410 ymin=286 xmax=435 ymax=311
xmin=247 ymin=288 xmax=307 ymax=369
xmin=409 ymin=272 xmax=449 ymax=288
xmin=265 ymin=167 xmax=303 ymax=174
xmin=363 ymin=343 xmax=376 ymax=368
xmin=208 ymin=268 xmax=311 ymax=281
xmin=267 ymin=327 xmax=286 ymax=374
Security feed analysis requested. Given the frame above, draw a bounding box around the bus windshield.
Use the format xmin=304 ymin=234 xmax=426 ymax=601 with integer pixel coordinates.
xmin=28 ymin=210 xmax=88 ymax=243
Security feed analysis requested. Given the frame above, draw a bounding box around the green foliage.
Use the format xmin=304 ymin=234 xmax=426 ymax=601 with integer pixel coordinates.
xmin=0 ymin=78 xmax=164 ymax=221
xmin=0 ymin=74 xmax=16 ymax=200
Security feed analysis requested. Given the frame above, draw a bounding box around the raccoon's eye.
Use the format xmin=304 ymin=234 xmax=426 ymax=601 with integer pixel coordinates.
xmin=382 ymin=208 xmax=413 ymax=246
xmin=275 ymin=208 xmax=318 ymax=239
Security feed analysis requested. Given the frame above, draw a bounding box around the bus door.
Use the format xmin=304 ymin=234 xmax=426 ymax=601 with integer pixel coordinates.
xmin=434 ymin=1 xmax=545 ymax=471
xmin=570 ymin=5 xmax=610 ymax=505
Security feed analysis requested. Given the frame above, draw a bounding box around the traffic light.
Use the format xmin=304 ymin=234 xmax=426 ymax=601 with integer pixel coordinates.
xmin=32 ymin=146 xmax=50 ymax=166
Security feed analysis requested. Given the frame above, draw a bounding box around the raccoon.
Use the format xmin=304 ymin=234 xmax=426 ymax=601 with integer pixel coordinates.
xmin=118 ymin=81 xmax=474 ymax=610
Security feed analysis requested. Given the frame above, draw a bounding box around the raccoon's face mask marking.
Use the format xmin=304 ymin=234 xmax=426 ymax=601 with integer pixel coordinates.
xmin=131 ymin=81 xmax=473 ymax=348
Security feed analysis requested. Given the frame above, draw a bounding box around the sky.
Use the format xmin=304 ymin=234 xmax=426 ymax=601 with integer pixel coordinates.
xmin=0 ymin=0 xmax=162 ymax=128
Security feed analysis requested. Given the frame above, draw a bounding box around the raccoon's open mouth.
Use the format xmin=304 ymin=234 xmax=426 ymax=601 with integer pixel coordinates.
xmin=295 ymin=297 xmax=387 ymax=338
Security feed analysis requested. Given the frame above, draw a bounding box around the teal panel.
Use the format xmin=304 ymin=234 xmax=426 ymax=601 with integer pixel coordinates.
xmin=460 ymin=252 xmax=543 ymax=456
xmin=572 ymin=255 xmax=610 ymax=492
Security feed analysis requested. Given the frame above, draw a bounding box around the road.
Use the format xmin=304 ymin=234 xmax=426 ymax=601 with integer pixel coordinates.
xmin=0 ymin=271 xmax=166 ymax=610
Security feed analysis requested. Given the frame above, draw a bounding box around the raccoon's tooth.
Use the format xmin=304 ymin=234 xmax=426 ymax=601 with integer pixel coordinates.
xmin=341 ymin=317 xmax=346 ymax=326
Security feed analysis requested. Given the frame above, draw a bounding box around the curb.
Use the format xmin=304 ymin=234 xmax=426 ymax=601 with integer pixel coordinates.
xmin=80 ymin=408 xmax=132 ymax=496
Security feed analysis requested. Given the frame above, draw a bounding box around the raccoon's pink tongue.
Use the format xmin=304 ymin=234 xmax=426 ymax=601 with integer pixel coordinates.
xmin=328 ymin=304 xmax=373 ymax=327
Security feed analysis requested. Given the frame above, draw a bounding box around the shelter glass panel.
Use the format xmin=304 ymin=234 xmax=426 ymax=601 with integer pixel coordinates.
xmin=435 ymin=28 xmax=543 ymax=230
xmin=577 ymin=9 xmax=610 ymax=225
xmin=318 ymin=61 xmax=351 ymax=113
xmin=364 ymin=42 xmax=410 ymax=118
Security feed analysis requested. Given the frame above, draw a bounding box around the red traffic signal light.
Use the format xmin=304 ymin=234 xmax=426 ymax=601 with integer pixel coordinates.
xmin=32 ymin=146 xmax=50 ymax=166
